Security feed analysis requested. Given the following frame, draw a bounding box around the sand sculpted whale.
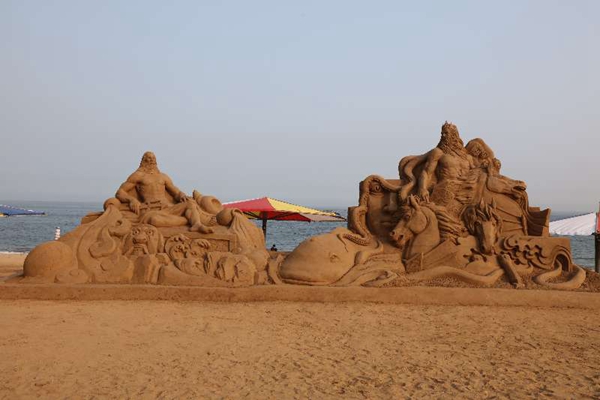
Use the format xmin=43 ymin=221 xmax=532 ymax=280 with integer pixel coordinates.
xmin=279 ymin=227 xmax=402 ymax=286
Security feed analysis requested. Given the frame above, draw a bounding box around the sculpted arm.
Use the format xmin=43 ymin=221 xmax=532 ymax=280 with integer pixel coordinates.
xmin=163 ymin=174 xmax=187 ymax=202
xmin=116 ymin=173 xmax=142 ymax=214
xmin=417 ymin=149 xmax=442 ymax=202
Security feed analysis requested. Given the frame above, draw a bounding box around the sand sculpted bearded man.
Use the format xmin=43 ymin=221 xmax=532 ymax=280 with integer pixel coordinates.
xmin=115 ymin=151 xmax=214 ymax=233
xmin=416 ymin=122 xmax=474 ymax=203
xmin=399 ymin=122 xmax=529 ymax=217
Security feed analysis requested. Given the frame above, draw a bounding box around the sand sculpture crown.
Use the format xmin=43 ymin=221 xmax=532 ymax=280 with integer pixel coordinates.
xmin=21 ymin=122 xmax=586 ymax=290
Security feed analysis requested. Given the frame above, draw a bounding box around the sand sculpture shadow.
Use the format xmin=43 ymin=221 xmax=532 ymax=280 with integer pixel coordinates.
xmin=19 ymin=122 xmax=587 ymax=290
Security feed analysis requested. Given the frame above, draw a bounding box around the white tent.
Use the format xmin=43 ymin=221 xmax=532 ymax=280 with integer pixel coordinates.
xmin=549 ymin=213 xmax=597 ymax=236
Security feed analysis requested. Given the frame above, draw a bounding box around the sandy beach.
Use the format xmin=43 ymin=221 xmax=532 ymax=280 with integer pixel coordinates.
xmin=0 ymin=254 xmax=600 ymax=399
xmin=0 ymin=255 xmax=599 ymax=398
xmin=0 ymin=300 xmax=598 ymax=399
xmin=0 ymin=253 xmax=26 ymax=280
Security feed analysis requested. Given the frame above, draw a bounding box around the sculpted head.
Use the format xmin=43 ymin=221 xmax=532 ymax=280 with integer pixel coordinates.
xmin=462 ymin=200 xmax=502 ymax=255
xmin=492 ymin=158 xmax=502 ymax=173
xmin=362 ymin=177 xmax=400 ymax=238
xmin=466 ymin=138 xmax=495 ymax=167
xmin=466 ymin=141 xmax=486 ymax=159
xmin=390 ymin=195 xmax=428 ymax=248
xmin=123 ymin=224 xmax=164 ymax=257
xmin=139 ymin=151 xmax=159 ymax=173
xmin=437 ymin=121 xmax=465 ymax=155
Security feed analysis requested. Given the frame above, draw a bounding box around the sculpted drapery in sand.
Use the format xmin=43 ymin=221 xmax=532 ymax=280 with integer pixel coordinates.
xmin=23 ymin=152 xmax=272 ymax=286
xmin=279 ymin=122 xmax=586 ymax=290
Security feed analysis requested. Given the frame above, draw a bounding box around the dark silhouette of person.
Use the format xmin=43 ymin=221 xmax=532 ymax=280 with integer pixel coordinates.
xmin=270 ymin=244 xmax=278 ymax=252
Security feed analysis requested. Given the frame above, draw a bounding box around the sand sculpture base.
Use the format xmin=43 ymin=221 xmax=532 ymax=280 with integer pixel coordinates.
xmin=1 ymin=280 xmax=600 ymax=309
xmin=4 ymin=249 xmax=600 ymax=306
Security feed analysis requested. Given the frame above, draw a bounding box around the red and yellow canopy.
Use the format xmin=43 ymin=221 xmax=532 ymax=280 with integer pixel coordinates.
xmin=222 ymin=197 xmax=345 ymax=222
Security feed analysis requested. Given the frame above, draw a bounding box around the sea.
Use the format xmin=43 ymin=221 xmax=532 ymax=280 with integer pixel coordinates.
xmin=0 ymin=201 xmax=595 ymax=269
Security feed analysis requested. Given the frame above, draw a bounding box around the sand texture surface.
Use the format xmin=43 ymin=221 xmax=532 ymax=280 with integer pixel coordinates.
xmin=1 ymin=300 xmax=599 ymax=399
xmin=0 ymin=253 xmax=25 ymax=280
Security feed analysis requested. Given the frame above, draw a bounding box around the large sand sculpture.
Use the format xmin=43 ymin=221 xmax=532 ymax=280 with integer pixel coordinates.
xmin=21 ymin=123 xmax=587 ymax=290
xmin=22 ymin=152 xmax=272 ymax=286
xmin=280 ymin=122 xmax=586 ymax=290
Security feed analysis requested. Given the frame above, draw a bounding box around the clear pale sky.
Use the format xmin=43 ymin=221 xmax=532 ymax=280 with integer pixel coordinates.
xmin=1 ymin=1 xmax=598 ymax=211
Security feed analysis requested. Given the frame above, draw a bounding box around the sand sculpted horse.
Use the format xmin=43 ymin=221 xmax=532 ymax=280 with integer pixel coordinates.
xmin=387 ymin=196 xmax=587 ymax=289
xmin=387 ymin=196 xmax=520 ymax=286
xmin=391 ymin=196 xmax=508 ymax=258
xmin=390 ymin=195 xmax=464 ymax=259
xmin=462 ymin=199 xmax=503 ymax=256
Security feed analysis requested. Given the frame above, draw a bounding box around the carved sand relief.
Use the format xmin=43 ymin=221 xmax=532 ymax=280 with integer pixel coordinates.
xmin=279 ymin=122 xmax=586 ymax=289
xmin=22 ymin=152 xmax=272 ymax=286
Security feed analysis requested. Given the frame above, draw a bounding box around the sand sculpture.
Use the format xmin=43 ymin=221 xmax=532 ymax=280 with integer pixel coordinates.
xmin=22 ymin=152 xmax=272 ymax=286
xmin=279 ymin=122 xmax=586 ymax=289
xmin=21 ymin=124 xmax=587 ymax=290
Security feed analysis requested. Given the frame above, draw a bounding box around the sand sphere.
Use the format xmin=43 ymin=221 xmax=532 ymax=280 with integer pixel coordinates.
xmin=23 ymin=241 xmax=74 ymax=278
xmin=216 ymin=208 xmax=235 ymax=226
xmin=200 ymin=196 xmax=223 ymax=215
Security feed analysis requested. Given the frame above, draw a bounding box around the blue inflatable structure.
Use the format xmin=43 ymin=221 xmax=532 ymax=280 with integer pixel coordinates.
xmin=0 ymin=204 xmax=46 ymax=217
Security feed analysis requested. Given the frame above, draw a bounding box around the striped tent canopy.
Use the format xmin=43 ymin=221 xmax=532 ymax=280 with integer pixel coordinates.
xmin=549 ymin=213 xmax=598 ymax=236
xmin=0 ymin=204 xmax=46 ymax=217
xmin=223 ymin=196 xmax=345 ymax=238
xmin=222 ymin=197 xmax=345 ymax=222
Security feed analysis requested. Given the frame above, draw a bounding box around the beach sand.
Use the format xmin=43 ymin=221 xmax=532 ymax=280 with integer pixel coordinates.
xmin=0 ymin=253 xmax=26 ymax=280
xmin=1 ymin=254 xmax=600 ymax=398
xmin=0 ymin=300 xmax=599 ymax=399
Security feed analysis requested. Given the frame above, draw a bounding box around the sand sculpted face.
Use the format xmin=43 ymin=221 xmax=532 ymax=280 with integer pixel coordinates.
xmin=139 ymin=151 xmax=158 ymax=172
xmin=123 ymin=224 xmax=164 ymax=256
xmin=437 ymin=121 xmax=465 ymax=156
xmin=360 ymin=177 xmax=401 ymax=239
xmin=20 ymin=122 xmax=588 ymax=290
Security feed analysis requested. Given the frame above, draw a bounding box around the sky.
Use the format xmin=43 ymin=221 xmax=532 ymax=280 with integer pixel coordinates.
xmin=0 ymin=1 xmax=598 ymax=212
